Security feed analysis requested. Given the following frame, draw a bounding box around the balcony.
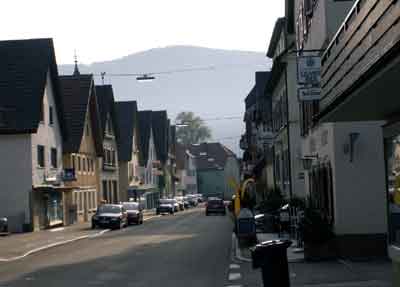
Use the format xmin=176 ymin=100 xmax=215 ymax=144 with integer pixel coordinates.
xmin=319 ymin=0 xmax=400 ymax=122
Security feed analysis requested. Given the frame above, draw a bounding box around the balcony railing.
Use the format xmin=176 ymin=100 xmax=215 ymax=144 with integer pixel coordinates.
xmin=320 ymin=0 xmax=400 ymax=113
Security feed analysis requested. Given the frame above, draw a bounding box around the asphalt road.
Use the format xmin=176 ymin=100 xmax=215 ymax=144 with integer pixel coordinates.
xmin=0 ymin=207 xmax=233 ymax=287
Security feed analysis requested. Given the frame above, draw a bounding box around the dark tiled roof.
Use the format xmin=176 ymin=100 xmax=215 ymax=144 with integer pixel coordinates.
xmin=267 ymin=18 xmax=286 ymax=58
xmin=151 ymin=110 xmax=168 ymax=164
xmin=138 ymin=110 xmax=152 ymax=166
xmin=188 ymin=142 xmax=236 ymax=171
xmin=115 ymin=101 xmax=138 ymax=162
xmin=255 ymin=71 xmax=271 ymax=99
xmin=95 ymin=85 xmax=119 ymax=140
xmin=0 ymin=38 xmax=66 ymax=136
xmin=59 ymin=74 xmax=103 ymax=155
xmin=245 ymin=86 xmax=256 ymax=108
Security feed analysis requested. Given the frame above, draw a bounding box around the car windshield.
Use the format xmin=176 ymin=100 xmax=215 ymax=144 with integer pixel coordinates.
xmin=98 ymin=205 xmax=121 ymax=213
xmin=123 ymin=203 xmax=139 ymax=210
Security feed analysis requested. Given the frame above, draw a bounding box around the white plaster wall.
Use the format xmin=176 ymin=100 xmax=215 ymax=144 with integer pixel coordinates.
xmin=31 ymin=71 xmax=64 ymax=186
xmin=333 ymin=121 xmax=387 ymax=235
xmin=0 ymin=134 xmax=32 ymax=232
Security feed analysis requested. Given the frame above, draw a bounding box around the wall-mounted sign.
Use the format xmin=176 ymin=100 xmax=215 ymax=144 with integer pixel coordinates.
xmin=297 ymin=56 xmax=321 ymax=85
xmin=298 ymin=87 xmax=321 ymax=101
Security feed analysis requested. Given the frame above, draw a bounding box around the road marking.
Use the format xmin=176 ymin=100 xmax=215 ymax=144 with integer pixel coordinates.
xmin=143 ymin=215 xmax=161 ymax=221
xmin=49 ymin=227 xmax=65 ymax=232
xmin=0 ymin=229 xmax=110 ymax=262
xmin=228 ymin=273 xmax=242 ymax=281
xmin=229 ymin=264 xmax=240 ymax=269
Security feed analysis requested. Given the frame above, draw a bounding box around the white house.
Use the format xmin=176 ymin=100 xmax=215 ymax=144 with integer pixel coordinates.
xmin=0 ymin=38 xmax=68 ymax=232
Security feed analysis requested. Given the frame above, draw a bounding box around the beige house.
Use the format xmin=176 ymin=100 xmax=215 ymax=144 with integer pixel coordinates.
xmin=115 ymin=101 xmax=140 ymax=202
xmin=59 ymin=71 xmax=104 ymax=224
xmin=95 ymin=85 xmax=120 ymax=203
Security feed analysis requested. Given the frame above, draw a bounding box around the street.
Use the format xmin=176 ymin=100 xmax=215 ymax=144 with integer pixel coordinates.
xmin=0 ymin=207 xmax=233 ymax=287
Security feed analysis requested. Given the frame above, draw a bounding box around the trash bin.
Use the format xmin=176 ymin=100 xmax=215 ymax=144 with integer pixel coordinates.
xmin=251 ymin=239 xmax=292 ymax=287
xmin=236 ymin=208 xmax=256 ymax=244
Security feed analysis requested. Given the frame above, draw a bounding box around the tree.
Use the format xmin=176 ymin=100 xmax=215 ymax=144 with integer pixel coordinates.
xmin=175 ymin=112 xmax=212 ymax=145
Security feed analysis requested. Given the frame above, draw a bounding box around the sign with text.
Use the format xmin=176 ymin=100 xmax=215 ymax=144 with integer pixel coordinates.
xmin=297 ymin=56 xmax=321 ymax=85
xmin=298 ymin=87 xmax=321 ymax=101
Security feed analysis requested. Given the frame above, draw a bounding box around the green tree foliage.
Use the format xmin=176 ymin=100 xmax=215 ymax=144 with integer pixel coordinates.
xmin=175 ymin=112 xmax=212 ymax=145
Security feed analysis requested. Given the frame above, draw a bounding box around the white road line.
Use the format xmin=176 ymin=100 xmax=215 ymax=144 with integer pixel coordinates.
xmin=228 ymin=273 xmax=242 ymax=281
xmin=143 ymin=215 xmax=161 ymax=221
xmin=229 ymin=264 xmax=240 ymax=269
xmin=0 ymin=229 xmax=110 ymax=262
xmin=49 ymin=227 xmax=65 ymax=232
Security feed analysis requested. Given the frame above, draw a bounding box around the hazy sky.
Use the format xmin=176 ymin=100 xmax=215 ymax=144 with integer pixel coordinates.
xmin=1 ymin=1 xmax=284 ymax=64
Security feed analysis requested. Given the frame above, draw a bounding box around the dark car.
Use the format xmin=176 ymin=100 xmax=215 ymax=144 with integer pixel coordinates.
xmin=187 ymin=195 xmax=198 ymax=207
xmin=92 ymin=204 xmax=128 ymax=229
xmin=156 ymin=199 xmax=175 ymax=215
xmin=0 ymin=217 xmax=8 ymax=234
xmin=122 ymin=202 xmax=144 ymax=225
xmin=206 ymin=198 xmax=226 ymax=216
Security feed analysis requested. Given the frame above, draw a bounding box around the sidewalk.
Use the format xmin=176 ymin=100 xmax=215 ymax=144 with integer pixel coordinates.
xmin=0 ymin=208 xmax=157 ymax=261
xmin=233 ymin=233 xmax=393 ymax=286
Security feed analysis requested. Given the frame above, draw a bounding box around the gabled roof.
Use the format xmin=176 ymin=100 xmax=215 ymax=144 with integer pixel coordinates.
xmin=151 ymin=110 xmax=169 ymax=164
xmin=255 ymin=71 xmax=271 ymax=99
xmin=95 ymin=85 xmax=119 ymax=140
xmin=115 ymin=101 xmax=138 ymax=162
xmin=245 ymin=86 xmax=256 ymax=109
xmin=267 ymin=17 xmax=286 ymax=58
xmin=138 ymin=110 xmax=153 ymax=166
xmin=0 ymin=38 xmax=66 ymax=136
xmin=188 ymin=142 xmax=236 ymax=171
xmin=59 ymin=74 xmax=103 ymax=155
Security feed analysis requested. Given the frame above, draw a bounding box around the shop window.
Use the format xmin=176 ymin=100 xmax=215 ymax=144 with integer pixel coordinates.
xmin=385 ymin=137 xmax=400 ymax=246
xmin=37 ymin=145 xmax=45 ymax=168
xmin=102 ymin=180 xmax=108 ymax=202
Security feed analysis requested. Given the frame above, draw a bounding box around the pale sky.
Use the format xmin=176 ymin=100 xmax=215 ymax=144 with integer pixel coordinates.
xmin=1 ymin=0 xmax=284 ymax=64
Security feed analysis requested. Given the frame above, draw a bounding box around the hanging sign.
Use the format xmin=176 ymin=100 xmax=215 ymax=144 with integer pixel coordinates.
xmin=297 ymin=55 xmax=322 ymax=101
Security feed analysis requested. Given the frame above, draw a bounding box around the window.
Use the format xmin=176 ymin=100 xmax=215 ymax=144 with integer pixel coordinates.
xmin=37 ymin=145 xmax=45 ymax=167
xmin=49 ymin=106 xmax=54 ymax=125
xmin=78 ymin=156 xmax=81 ymax=171
xmin=112 ymin=181 xmax=118 ymax=203
xmin=82 ymin=156 xmax=86 ymax=172
xmin=71 ymin=154 xmax=76 ymax=170
xmin=51 ymin=148 xmax=57 ymax=168
xmin=102 ymin=180 xmax=108 ymax=202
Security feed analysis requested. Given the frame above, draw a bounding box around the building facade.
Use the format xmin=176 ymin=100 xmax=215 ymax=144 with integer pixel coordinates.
xmin=115 ymin=101 xmax=140 ymax=202
xmin=95 ymin=85 xmax=120 ymax=204
xmin=60 ymin=73 xmax=103 ymax=224
xmin=294 ymin=0 xmax=387 ymax=258
xmin=0 ymin=39 xmax=68 ymax=232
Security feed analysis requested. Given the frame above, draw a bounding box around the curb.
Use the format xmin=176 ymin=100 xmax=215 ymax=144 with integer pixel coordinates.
xmin=0 ymin=229 xmax=110 ymax=262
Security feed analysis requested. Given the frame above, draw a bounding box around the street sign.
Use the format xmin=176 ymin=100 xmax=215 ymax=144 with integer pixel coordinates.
xmin=297 ymin=56 xmax=321 ymax=85
xmin=298 ymin=87 xmax=321 ymax=101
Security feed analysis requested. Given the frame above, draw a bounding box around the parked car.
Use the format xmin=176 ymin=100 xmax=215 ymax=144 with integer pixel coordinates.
xmin=156 ymin=199 xmax=175 ymax=215
xmin=122 ymin=202 xmax=144 ymax=225
xmin=197 ymin=194 xmax=204 ymax=203
xmin=206 ymin=197 xmax=226 ymax=216
xmin=171 ymin=199 xmax=180 ymax=212
xmin=0 ymin=217 xmax=8 ymax=234
xmin=174 ymin=197 xmax=185 ymax=211
xmin=187 ymin=195 xmax=198 ymax=207
xmin=92 ymin=204 xmax=128 ymax=229
xmin=182 ymin=197 xmax=191 ymax=209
